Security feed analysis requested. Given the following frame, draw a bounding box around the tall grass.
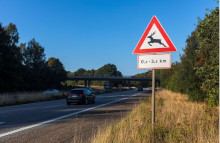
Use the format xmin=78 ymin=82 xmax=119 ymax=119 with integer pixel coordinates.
xmin=0 ymin=91 xmax=67 ymax=106
xmin=92 ymin=89 xmax=219 ymax=143
xmin=0 ymin=86 xmax=130 ymax=107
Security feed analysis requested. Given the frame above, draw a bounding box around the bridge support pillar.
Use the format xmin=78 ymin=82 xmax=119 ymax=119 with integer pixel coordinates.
xmin=128 ymin=81 xmax=131 ymax=89
xmin=88 ymin=80 xmax=91 ymax=88
xmin=84 ymin=80 xmax=87 ymax=87
xmin=122 ymin=80 xmax=126 ymax=87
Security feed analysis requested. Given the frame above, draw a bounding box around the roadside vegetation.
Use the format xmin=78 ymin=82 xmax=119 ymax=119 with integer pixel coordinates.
xmin=0 ymin=86 xmax=131 ymax=107
xmin=0 ymin=91 xmax=67 ymax=107
xmin=92 ymin=89 xmax=219 ymax=143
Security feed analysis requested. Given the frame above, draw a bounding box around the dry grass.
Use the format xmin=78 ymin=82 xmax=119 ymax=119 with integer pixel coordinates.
xmin=0 ymin=91 xmax=68 ymax=106
xmin=0 ymin=86 xmax=130 ymax=107
xmin=92 ymin=89 xmax=219 ymax=143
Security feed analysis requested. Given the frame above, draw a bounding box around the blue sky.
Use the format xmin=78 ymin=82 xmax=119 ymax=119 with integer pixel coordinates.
xmin=0 ymin=0 xmax=218 ymax=75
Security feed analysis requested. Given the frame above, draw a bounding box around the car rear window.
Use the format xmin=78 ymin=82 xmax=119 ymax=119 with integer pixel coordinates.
xmin=71 ymin=90 xmax=84 ymax=94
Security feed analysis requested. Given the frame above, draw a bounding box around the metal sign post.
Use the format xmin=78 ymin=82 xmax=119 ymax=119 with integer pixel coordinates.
xmin=152 ymin=69 xmax=155 ymax=127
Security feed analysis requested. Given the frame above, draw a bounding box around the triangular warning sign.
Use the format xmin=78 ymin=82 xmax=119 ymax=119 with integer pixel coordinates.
xmin=133 ymin=16 xmax=176 ymax=54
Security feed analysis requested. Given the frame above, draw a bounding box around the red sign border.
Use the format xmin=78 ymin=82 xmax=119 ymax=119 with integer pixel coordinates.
xmin=137 ymin=53 xmax=171 ymax=69
xmin=133 ymin=16 xmax=176 ymax=54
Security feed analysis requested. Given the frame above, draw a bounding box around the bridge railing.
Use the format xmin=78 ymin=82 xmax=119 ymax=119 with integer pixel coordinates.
xmin=67 ymin=75 xmax=149 ymax=78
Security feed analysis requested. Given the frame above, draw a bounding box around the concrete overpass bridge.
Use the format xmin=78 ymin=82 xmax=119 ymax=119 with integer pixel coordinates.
xmin=67 ymin=76 xmax=160 ymax=87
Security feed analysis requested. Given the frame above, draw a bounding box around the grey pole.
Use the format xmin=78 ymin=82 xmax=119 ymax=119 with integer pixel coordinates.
xmin=152 ymin=69 xmax=155 ymax=127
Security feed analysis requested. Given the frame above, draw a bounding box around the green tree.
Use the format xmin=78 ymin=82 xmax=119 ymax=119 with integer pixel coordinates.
xmin=157 ymin=7 xmax=219 ymax=107
xmin=23 ymin=38 xmax=46 ymax=69
xmin=94 ymin=64 xmax=121 ymax=77
xmin=116 ymin=71 xmax=122 ymax=77
xmin=84 ymin=69 xmax=95 ymax=76
xmin=165 ymin=62 xmax=182 ymax=92
xmin=194 ymin=8 xmax=219 ymax=107
xmin=46 ymin=57 xmax=67 ymax=88
xmin=94 ymin=64 xmax=122 ymax=87
xmin=178 ymin=30 xmax=205 ymax=101
xmin=0 ymin=23 xmax=23 ymax=91
xmin=74 ymin=68 xmax=87 ymax=76
xmin=22 ymin=38 xmax=47 ymax=90
xmin=5 ymin=23 xmax=19 ymax=46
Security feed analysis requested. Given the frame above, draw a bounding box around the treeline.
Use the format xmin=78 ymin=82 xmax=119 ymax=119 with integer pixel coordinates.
xmin=0 ymin=23 xmax=67 ymax=92
xmin=0 ymin=23 xmax=123 ymax=92
xmin=136 ymin=7 xmax=219 ymax=107
xmin=65 ymin=64 xmax=122 ymax=86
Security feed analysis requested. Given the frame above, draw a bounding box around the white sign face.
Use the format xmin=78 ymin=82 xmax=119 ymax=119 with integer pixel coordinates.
xmin=138 ymin=53 xmax=171 ymax=69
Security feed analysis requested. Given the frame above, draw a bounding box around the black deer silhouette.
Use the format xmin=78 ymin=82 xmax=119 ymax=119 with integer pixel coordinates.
xmin=147 ymin=31 xmax=166 ymax=47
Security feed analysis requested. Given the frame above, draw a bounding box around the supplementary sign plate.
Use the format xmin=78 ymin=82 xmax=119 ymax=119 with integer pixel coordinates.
xmin=138 ymin=53 xmax=171 ymax=69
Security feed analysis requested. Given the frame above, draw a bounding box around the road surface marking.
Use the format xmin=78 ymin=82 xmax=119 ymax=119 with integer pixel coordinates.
xmin=0 ymin=122 xmax=5 ymax=125
xmin=0 ymin=93 xmax=140 ymax=138
xmin=98 ymin=95 xmax=129 ymax=98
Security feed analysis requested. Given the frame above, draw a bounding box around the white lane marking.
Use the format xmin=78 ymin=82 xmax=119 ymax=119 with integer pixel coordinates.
xmin=44 ymin=105 xmax=63 ymax=108
xmin=0 ymin=93 xmax=140 ymax=138
xmin=0 ymin=122 xmax=5 ymax=125
xmin=99 ymin=94 xmax=131 ymax=98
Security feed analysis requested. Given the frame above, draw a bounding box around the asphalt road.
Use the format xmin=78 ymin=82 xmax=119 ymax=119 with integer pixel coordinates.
xmin=0 ymin=89 xmax=150 ymax=143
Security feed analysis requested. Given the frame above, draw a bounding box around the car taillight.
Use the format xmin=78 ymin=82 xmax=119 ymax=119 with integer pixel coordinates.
xmin=67 ymin=94 xmax=71 ymax=96
xmin=79 ymin=94 xmax=84 ymax=96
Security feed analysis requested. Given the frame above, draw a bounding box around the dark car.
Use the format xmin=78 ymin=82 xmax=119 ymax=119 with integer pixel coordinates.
xmin=137 ymin=86 xmax=143 ymax=91
xmin=66 ymin=88 xmax=95 ymax=105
